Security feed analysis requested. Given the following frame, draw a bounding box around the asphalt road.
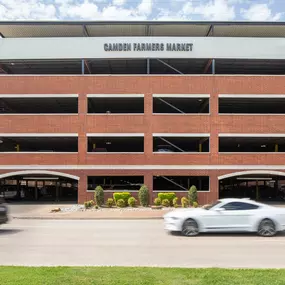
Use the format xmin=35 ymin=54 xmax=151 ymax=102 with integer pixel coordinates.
xmin=1 ymin=219 xmax=285 ymax=268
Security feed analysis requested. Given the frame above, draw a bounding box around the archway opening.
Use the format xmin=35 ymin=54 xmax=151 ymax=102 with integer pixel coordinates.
xmin=0 ymin=172 xmax=78 ymax=202
xmin=219 ymin=172 xmax=285 ymax=202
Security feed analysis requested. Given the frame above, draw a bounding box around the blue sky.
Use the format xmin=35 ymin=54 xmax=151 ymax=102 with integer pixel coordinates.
xmin=0 ymin=0 xmax=283 ymax=21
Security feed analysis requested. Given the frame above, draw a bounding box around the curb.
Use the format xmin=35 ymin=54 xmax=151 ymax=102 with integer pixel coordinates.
xmin=12 ymin=216 xmax=164 ymax=220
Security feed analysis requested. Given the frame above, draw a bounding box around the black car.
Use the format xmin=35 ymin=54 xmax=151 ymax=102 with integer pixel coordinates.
xmin=0 ymin=198 xmax=8 ymax=225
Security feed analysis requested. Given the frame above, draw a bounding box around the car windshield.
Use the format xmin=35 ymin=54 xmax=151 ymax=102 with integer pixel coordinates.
xmin=203 ymin=200 xmax=221 ymax=210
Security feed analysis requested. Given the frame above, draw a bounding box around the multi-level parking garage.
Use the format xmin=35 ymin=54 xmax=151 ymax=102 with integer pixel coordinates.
xmin=1 ymin=21 xmax=285 ymax=203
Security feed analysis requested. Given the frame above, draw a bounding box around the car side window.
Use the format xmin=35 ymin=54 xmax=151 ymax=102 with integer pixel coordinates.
xmin=222 ymin=202 xmax=259 ymax=211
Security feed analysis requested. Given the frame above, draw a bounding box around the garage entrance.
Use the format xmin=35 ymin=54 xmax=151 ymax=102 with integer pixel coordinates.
xmin=0 ymin=171 xmax=78 ymax=202
xmin=219 ymin=171 xmax=285 ymax=202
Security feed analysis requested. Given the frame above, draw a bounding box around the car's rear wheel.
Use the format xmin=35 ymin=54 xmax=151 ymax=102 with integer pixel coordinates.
xmin=257 ymin=219 xmax=276 ymax=237
xmin=182 ymin=219 xmax=199 ymax=237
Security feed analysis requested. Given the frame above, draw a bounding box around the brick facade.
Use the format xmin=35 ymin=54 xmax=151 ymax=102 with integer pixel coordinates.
xmin=1 ymin=75 xmax=285 ymax=204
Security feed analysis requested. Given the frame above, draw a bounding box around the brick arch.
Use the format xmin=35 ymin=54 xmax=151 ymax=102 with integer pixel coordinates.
xmin=0 ymin=170 xmax=80 ymax=181
xmin=218 ymin=170 xmax=285 ymax=181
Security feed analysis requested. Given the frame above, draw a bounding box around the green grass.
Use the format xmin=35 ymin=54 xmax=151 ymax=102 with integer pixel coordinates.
xmin=1 ymin=267 xmax=285 ymax=285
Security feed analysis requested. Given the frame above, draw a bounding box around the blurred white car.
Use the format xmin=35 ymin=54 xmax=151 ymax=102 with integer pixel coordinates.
xmin=164 ymin=198 xmax=285 ymax=237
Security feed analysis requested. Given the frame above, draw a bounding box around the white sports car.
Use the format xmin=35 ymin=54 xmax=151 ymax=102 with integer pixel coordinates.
xmin=164 ymin=198 xmax=285 ymax=237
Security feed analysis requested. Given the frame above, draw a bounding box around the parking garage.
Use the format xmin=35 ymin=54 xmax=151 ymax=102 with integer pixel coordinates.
xmin=88 ymin=134 xmax=144 ymax=153
xmin=219 ymin=135 xmax=285 ymax=153
xmin=219 ymin=172 xmax=285 ymax=202
xmin=153 ymin=94 xmax=209 ymax=114
xmin=0 ymin=95 xmax=78 ymax=114
xmin=88 ymin=176 xmax=143 ymax=191
xmin=1 ymin=58 xmax=285 ymax=75
xmin=88 ymin=94 xmax=144 ymax=114
xmin=0 ymin=135 xmax=78 ymax=153
xmin=153 ymin=134 xmax=209 ymax=153
xmin=153 ymin=176 xmax=209 ymax=192
xmin=0 ymin=172 xmax=78 ymax=202
xmin=219 ymin=95 xmax=285 ymax=114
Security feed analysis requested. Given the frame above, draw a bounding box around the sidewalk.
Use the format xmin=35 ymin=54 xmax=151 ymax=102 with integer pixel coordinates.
xmin=11 ymin=205 xmax=173 ymax=220
xmin=10 ymin=202 xmax=285 ymax=220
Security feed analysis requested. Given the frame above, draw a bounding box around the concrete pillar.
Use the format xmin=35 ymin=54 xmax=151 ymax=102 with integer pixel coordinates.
xmin=16 ymin=179 xmax=20 ymax=198
xmin=56 ymin=182 xmax=59 ymax=202
xmin=35 ymin=181 xmax=38 ymax=201
xmin=256 ymin=180 xmax=259 ymax=200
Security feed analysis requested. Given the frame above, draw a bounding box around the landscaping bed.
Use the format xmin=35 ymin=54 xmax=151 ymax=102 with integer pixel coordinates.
xmin=79 ymin=184 xmax=201 ymax=212
xmin=1 ymin=266 xmax=285 ymax=285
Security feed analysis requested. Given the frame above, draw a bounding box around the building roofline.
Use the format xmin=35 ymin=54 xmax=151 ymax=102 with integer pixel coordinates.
xmin=1 ymin=21 xmax=285 ymax=26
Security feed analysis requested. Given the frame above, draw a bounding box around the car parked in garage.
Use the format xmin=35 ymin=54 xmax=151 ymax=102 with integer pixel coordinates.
xmin=164 ymin=198 xmax=285 ymax=237
xmin=0 ymin=198 xmax=8 ymax=226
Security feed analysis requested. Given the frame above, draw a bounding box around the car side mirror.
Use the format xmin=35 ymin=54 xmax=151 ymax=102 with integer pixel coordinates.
xmin=215 ymin=208 xmax=225 ymax=212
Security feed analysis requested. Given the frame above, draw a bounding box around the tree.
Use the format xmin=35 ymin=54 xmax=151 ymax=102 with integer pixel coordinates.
xmin=94 ymin=185 xmax=104 ymax=207
xmin=188 ymin=185 xmax=198 ymax=206
xmin=138 ymin=185 xmax=149 ymax=207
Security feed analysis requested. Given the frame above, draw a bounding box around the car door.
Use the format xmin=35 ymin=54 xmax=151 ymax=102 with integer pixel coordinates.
xmin=205 ymin=202 xmax=259 ymax=232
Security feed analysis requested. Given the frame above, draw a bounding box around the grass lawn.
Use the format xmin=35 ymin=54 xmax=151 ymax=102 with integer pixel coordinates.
xmin=1 ymin=267 xmax=285 ymax=285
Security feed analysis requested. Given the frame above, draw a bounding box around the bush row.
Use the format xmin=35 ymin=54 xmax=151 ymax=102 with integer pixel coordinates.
xmin=153 ymin=186 xmax=198 ymax=208
xmin=85 ymin=184 xmax=199 ymax=208
xmin=154 ymin=195 xmax=199 ymax=208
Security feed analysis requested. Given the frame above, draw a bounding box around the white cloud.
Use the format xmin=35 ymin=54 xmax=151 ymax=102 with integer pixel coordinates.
xmin=190 ymin=0 xmax=236 ymax=21
xmin=241 ymin=3 xmax=281 ymax=21
xmin=0 ymin=0 xmax=57 ymax=20
xmin=137 ymin=0 xmax=152 ymax=16
xmin=58 ymin=0 xmax=99 ymax=19
xmin=0 ymin=0 xmax=282 ymax=22
xmin=112 ymin=0 xmax=126 ymax=6
xmin=155 ymin=8 xmax=188 ymax=21
xmin=182 ymin=2 xmax=193 ymax=14
xmin=101 ymin=5 xmax=146 ymax=20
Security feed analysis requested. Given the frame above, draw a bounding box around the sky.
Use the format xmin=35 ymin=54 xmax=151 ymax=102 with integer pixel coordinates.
xmin=0 ymin=0 xmax=283 ymax=21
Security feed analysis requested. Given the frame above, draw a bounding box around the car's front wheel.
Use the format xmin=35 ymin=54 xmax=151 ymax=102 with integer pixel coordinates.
xmin=257 ymin=218 xmax=277 ymax=237
xmin=181 ymin=218 xmax=199 ymax=237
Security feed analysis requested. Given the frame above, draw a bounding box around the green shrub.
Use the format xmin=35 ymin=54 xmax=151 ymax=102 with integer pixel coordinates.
xmin=154 ymin=197 xmax=162 ymax=206
xmin=94 ymin=185 xmax=104 ymax=207
xmin=162 ymin=199 xmax=170 ymax=207
xmin=84 ymin=200 xmax=94 ymax=209
xmin=138 ymin=185 xmax=149 ymax=207
xmin=128 ymin=197 xmax=137 ymax=207
xmin=174 ymin=203 xmax=179 ymax=208
xmin=106 ymin=198 xmax=114 ymax=208
xmin=188 ymin=185 xmax=198 ymax=206
xmin=181 ymin=197 xmax=189 ymax=208
xmin=173 ymin=197 xmax=179 ymax=206
xmin=157 ymin=192 xmax=176 ymax=205
xmin=113 ymin=192 xmax=131 ymax=204
xmin=116 ymin=198 xmax=126 ymax=208
xmin=193 ymin=201 xmax=199 ymax=208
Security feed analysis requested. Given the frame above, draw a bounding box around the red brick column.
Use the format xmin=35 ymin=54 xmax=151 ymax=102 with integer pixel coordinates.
xmin=144 ymin=92 xmax=153 ymax=156
xmin=210 ymin=171 xmax=219 ymax=201
xmin=78 ymin=172 xmax=87 ymax=204
xmin=78 ymin=93 xmax=87 ymax=164
xmin=144 ymin=171 xmax=153 ymax=205
xmin=210 ymin=92 xmax=219 ymax=154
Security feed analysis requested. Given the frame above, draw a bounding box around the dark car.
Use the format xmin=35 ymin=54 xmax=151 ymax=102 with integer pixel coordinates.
xmin=0 ymin=198 xmax=8 ymax=226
